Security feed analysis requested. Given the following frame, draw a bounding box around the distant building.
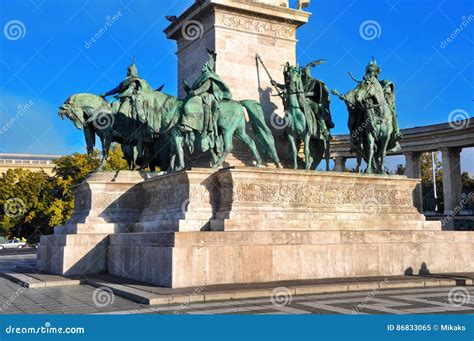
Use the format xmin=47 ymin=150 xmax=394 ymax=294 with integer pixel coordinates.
xmin=0 ymin=153 xmax=61 ymax=175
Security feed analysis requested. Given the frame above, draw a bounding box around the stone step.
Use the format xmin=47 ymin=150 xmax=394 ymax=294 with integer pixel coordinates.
xmin=132 ymin=219 xmax=211 ymax=232
xmin=215 ymin=211 xmax=425 ymax=221
xmin=210 ymin=219 xmax=436 ymax=231
xmin=54 ymin=223 xmax=130 ymax=235
xmin=422 ymin=220 xmax=444 ymax=230
xmin=138 ymin=211 xmax=214 ymax=222
xmin=108 ymin=230 xmax=474 ymax=248
xmin=215 ymin=203 xmax=418 ymax=219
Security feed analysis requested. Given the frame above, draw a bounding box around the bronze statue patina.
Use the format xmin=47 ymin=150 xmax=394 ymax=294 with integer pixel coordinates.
xmin=58 ymin=92 xmax=169 ymax=171
xmin=172 ymin=50 xmax=281 ymax=170
xmin=266 ymin=58 xmax=334 ymax=170
xmin=332 ymin=58 xmax=402 ymax=174
xmin=59 ymin=52 xmax=281 ymax=172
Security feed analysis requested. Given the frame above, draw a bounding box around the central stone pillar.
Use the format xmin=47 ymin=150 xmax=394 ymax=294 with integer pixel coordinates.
xmin=164 ymin=0 xmax=310 ymax=166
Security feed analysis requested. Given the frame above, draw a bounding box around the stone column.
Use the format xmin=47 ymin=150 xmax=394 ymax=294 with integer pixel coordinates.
xmin=334 ymin=156 xmax=346 ymax=172
xmin=441 ymin=147 xmax=462 ymax=215
xmin=404 ymin=152 xmax=423 ymax=213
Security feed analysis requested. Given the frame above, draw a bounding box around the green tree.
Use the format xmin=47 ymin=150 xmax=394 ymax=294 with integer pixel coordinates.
xmin=1 ymin=145 xmax=132 ymax=241
xmin=0 ymin=169 xmax=72 ymax=241
xmin=103 ymin=144 xmax=129 ymax=171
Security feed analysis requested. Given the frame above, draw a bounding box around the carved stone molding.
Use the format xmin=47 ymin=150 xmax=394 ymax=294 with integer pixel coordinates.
xmin=215 ymin=10 xmax=296 ymax=39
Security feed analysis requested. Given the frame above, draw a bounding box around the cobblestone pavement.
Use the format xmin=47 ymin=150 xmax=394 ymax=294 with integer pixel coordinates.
xmin=0 ymin=254 xmax=472 ymax=315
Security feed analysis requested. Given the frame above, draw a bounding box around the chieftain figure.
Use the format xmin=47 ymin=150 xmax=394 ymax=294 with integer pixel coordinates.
xmin=300 ymin=60 xmax=335 ymax=139
xmin=332 ymin=58 xmax=402 ymax=174
xmin=182 ymin=49 xmax=233 ymax=152
xmin=268 ymin=59 xmax=333 ymax=170
xmin=98 ymin=60 xmax=155 ymax=165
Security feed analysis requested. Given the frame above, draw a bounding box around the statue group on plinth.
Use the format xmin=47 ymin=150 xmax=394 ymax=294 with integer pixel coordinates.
xmin=58 ymin=49 xmax=401 ymax=174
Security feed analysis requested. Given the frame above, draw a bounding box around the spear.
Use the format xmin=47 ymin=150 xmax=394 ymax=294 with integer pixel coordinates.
xmin=255 ymin=54 xmax=284 ymax=101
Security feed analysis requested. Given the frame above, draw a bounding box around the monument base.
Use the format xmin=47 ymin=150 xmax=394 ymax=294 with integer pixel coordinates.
xmin=38 ymin=169 xmax=474 ymax=288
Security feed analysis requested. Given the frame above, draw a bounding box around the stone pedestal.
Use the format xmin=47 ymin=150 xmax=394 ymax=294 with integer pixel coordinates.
xmin=37 ymin=171 xmax=145 ymax=275
xmin=164 ymin=0 xmax=310 ymax=165
xmin=38 ymin=169 xmax=474 ymax=287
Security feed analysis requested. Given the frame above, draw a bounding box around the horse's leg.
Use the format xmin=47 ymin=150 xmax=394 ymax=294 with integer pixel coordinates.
xmin=121 ymin=144 xmax=134 ymax=170
xmin=379 ymin=135 xmax=390 ymax=174
xmin=364 ymin=134 xmax=375 ymax=174
xmin=213 ymin=129 xmax=233 ymax=168
xmin=287 ymin=132 xmax=298 ymax=170
xmin=83 ymin=125 xmax=95 ymax=155
xmin=325 ymin=137 xmax=330 ymax=171
xmin=209 ymin=147 xmax=219 ymax=167
xmin=310 ymin=139 xmax=325 ymax=169
xmin=304 ymin=133 xmax=313 ymax=170
xmin=235 ymin=124 xmax=263 ymax=167
xmin=171 ymin=128 xmax=185 ymax=171
xmin=99 ymin=132 xmax=111 ymax=169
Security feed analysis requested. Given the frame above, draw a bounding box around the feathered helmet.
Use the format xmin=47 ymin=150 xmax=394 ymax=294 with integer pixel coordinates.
xmin=365 ymin=57 xmax=381 ymax=77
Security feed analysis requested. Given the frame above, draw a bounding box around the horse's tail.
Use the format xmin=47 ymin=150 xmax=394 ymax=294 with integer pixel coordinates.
xmin=239 ymin=100 xmax=280 ymax=165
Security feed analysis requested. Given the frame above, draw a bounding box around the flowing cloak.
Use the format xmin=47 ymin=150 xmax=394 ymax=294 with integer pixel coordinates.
xmin=181 ymin=69 xmax=233 ymax=131
xmin=302 ymin=78 xmax=331 ymax=140
xmin=190 ymin=69 xmax=232 ymax=101
xmin=380 ymin=79 xmax=401 ymax=152
xmin=132 ymin=90 xmax=181 ymax=137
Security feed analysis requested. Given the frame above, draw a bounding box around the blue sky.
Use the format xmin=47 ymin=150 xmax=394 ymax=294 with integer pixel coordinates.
xmin=0 ymin=0 xmax=472 ymax=171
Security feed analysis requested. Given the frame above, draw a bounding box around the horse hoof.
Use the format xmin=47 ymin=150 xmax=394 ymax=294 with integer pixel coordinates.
xmin=275 ymin=163 xmax=283 ymax=169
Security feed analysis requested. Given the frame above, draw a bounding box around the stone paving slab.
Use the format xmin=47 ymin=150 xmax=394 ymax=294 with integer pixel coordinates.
xmin=83 ymin=273 xmax=474 ymax=306
xmin=0 ymin=270 xmax=81 ymax=288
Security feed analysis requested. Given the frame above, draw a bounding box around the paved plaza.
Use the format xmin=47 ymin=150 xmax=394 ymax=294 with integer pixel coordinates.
xmin=0 ymin=253 xmax=472 ymax=315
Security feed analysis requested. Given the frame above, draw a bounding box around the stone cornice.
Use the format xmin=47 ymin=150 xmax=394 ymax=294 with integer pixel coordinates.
xmin=164 ymin=0 xmax=310 ymax=40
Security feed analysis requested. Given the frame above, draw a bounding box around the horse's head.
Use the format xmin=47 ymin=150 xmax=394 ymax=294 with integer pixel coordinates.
xmin=59 ymin=97 xmax=86 ymax=129
xmin=59 ymin=93 xmax=111 ymax=130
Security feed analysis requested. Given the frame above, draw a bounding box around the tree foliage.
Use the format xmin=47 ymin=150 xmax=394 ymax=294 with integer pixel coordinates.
xmin=0 ymin=144 xmax=130 ymax=241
